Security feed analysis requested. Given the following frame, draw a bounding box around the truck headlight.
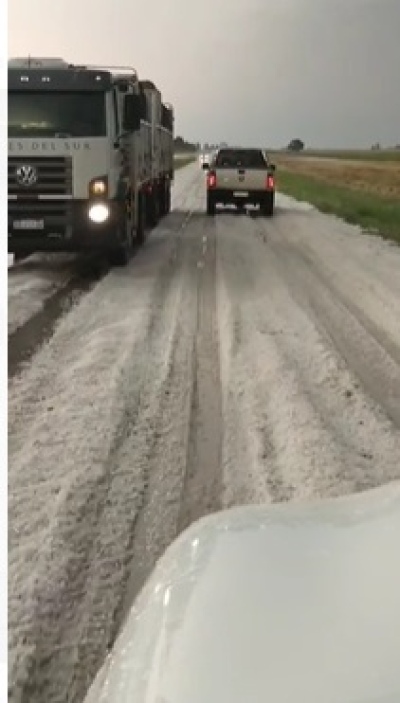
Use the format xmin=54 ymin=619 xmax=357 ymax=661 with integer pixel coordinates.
xmin=88 ymin=203 xmax=110 ymax=223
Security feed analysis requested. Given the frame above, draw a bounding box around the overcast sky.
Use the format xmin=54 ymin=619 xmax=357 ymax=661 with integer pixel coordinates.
xmin=8 ymin=0 xmax=400 ymax=148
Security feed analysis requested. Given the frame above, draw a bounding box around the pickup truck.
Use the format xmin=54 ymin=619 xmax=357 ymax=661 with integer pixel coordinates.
xmin=204 ymin=148 xmax=276 ymax=216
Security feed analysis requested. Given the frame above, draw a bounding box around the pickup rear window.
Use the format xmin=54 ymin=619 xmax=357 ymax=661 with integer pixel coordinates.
xmin=215 ymin=149 xmax=267 ymax=169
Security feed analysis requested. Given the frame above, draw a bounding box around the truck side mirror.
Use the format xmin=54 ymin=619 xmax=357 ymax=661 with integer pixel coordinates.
xmin=269 ymin=163 xmax=276 ymax=172
xmin=123 ymin=94 xmax=141 ymax=132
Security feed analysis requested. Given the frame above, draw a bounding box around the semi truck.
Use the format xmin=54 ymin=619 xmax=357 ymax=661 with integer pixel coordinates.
xmin=8 ymin=57 xmax=175 ymax=265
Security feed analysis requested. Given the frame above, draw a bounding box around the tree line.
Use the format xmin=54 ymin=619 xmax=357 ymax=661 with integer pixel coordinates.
xmin=174 ymin=136 xmax=199 ymax=152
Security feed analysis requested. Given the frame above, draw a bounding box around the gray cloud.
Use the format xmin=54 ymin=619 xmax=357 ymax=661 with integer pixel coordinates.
xmin=8 ymin=0 xmax=400 ymax=147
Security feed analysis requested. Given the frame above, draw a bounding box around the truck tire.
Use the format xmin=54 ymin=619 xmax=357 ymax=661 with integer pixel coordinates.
xmin=206 ymin=195 xmax=216 ymax=216
xmin=108 ymin=199 xmax=133 ymax=266
xmin=147 ymin=188 xmax=159 ymax=228
xmin=135 ymin=192 xmax=146 ymax=246
xmin=14 ymin=251 xmax=31 ymax=262
xmin=158 ymin=184 xmax=166 ymax=217
xmin=165 ymin=184 xmax=171 ymax=214
xmin=260 ymin=193 xmax=274 ymax=217
xmin=108 ymin=244 xmax=129 ymax=267
xmin=108 ymin=211 xmax=132 ymax=266
xmin=159 ymin=182 xmax=170 ymax=217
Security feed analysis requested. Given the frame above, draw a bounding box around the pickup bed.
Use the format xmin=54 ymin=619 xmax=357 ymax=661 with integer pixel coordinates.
xmin=204 ymin=148 xmax=276 ymax=216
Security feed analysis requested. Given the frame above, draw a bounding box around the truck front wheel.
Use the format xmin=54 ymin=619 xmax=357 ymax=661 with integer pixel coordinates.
xmin=147 ymin=188 xmax=159 ymax=228
xmin=135 ymin=192 xmax=146 ymax=246
xmin=159 ymin=182 xmax=171 ymax=217
xmin=108 ymin=200 xmax=134 ymax=266
xmin=165 ymin=184 xmax=171 ymax=214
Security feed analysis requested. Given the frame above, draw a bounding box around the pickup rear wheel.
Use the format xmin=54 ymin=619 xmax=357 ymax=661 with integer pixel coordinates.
xmin=260 ymin=193 xmax=274 ymax=217
xmin=206 ymin=195 xmax=216 ymax=216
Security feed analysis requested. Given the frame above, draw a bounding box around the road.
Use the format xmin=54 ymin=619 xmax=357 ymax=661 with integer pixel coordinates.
xmin=8 ymin=163 xmax=400 ymax=703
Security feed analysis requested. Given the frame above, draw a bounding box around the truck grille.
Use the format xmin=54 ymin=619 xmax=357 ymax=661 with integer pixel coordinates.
xmin=8 ymin=156 xmax=73 ymax=196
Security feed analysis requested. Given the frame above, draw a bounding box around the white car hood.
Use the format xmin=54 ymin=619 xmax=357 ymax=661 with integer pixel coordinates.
xmin=84 ymin=482 xmax=400 ymax=703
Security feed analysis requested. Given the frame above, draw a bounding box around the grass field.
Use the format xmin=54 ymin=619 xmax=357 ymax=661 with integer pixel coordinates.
xmin=275 ymin=154 xmax=400 ymax=199
xmin=270 ymin=149 xmax=400 ymax=162
xmin=174 ymin=153 xmax=196 ymax=169
xmin=274 ymin=152 xmax=400 ymax=244
xmin=277 ymin=171 xmax=400 ymax=243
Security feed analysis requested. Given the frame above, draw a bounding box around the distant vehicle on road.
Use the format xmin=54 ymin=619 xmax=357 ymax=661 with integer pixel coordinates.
xmin=204 ymin=147 xmax=276 ymax=216
xmin=199 ymin=152 xmax=212 ymax=168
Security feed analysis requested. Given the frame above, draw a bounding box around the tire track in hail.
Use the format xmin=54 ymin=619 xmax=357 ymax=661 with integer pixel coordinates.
xmin=8 ymin=256 xmax=109 ymax=379
xmin=264 ymin=228 xmax=400 ymax=430
xmin=178 ymin=214 xmax=223 ymax=532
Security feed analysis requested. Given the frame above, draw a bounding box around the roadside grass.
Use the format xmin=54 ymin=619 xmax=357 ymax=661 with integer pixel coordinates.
xmin=270 ymin=149 xmax=400 ymax=162
xmin=277 ymin=170 xmax=400 ymax=245
xmin=273 ymin=155 xmax=400 ymax=201
xmin=174 ymin=153 xmax=196 ymax=169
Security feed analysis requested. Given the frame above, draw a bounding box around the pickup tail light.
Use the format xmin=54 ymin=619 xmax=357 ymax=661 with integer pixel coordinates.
xmin=266 ymin=174 xmax=275 ymax=190
xmin=207 ymin=170 xmax=217 ymax=188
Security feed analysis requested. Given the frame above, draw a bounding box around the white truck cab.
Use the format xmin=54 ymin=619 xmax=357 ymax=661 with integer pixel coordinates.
xmin=8 ymin=57 xmax=174 ymax=265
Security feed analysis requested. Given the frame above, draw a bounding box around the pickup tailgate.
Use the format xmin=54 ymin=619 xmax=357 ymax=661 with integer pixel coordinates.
xmin=215 ymin=167 xmax=268 ymax=192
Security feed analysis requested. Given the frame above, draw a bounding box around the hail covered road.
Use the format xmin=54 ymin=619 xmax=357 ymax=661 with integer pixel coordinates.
xmin=8 ymin=162 xmax=400 ymax=702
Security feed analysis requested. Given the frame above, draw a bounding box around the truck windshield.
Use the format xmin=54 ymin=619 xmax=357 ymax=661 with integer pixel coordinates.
xmin=8 ymin=91 xmax=106 ymax=137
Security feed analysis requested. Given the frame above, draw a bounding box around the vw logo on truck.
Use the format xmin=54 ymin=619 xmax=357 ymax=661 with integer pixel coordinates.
xmin=15 ymin=164 xmax=38 ymax=186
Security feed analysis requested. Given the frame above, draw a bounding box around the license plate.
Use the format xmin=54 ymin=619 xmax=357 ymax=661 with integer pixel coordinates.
xmin=234 ymin=191 xmax=248 ymax=197
xmin=13 ymin=219 xmax=44 ymax=230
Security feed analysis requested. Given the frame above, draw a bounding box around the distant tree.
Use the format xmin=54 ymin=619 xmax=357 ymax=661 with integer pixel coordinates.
xmin=287 ymin=138 xmax=304 ymax=152
xmin=174 ymin=135 xmax=197 ymax=152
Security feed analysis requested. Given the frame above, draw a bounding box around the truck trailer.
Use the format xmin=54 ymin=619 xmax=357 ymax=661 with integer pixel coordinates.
xmin=8 ymin=57 xmax=175 ymax=265
xmin=139 ymin=79 xmax=174 ymax=225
